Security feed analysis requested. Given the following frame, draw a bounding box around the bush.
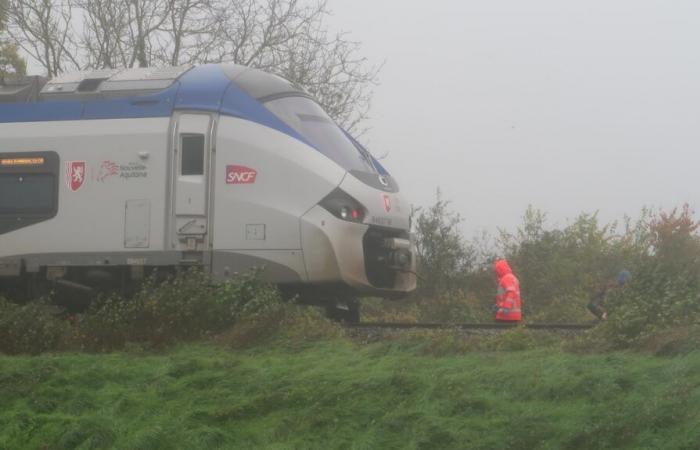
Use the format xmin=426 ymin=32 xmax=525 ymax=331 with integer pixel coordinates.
xmin=215 ymin=304 xmax=343 ymax=350
xmin=490 ymin=326 xmax=538 ymax=351
xmin=413 ymin=189 xmax=477 ymax=298
xmin=391 ymin=191 xmax=700 ymax=351
xmin=362 ymin=291 xmax=491 ymax=324
xmin=637 ymin=325 xmax=700 ymax=356
xmin=595 ymin=206 xmax=700 ymax=348
xmin=0 ymin=267 xmax=349 ymax=355
xmin=392 ymin=196 xmax=646 ymax=326
xmin=0 ymin=297 xmax=71 ymax=355
xmin=0 ymin=269 xmax=285 ymax=354
xmin=497 ymin=207 xmax=642 ymax=322
xmin=77 ymin=269 xmax=284 ymax=351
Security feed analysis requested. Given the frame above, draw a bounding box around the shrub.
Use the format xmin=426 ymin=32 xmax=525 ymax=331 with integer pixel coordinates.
xmin=362 ymin=291 xmax=491 ymax=324
xmin=0 ymin=269 xmax=312 ymax=354
xmin=0 ymin=297 xmax=71 ymax=355
xmin=216 ymin=304 xmax=343 ymax=350
xmin=584 ymin=206 xmax=700 ymax=349
xmin=490 ymin=327 xmax=538 ymax=351
xmin=413 ymin=189 xmax=476 ymax=298
xmin=637 ymin=325 xmax=700 ymax=356
xmin=400 ymin=190 xmax=700 ymax=349
xmin=77 ymin=268 xmax=284 ymax=352
xmin=415 ymin=330 xmax=471 ymax=356
xmin=497 ymin=207 xmax=642 ymax=322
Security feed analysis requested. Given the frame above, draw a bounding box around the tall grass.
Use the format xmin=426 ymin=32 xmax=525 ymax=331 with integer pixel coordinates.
xmin=2 ymin=341 xmax=700 ymax=449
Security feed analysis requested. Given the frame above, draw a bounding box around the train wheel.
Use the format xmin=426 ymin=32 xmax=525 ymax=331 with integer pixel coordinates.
xmin=326 ymin=297 xmax=360 ymax=324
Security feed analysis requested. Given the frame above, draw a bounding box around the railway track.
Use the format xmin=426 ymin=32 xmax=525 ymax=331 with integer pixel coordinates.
xmin=351 ymin=322 xmax=596 ymax=331
xmin=344 ymin=322 xmax=597 ymax=342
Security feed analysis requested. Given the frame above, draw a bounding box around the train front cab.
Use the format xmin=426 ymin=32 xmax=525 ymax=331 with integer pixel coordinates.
xmin=300 ymin=178 xmax=416 ymax=299
xmin=251 ymin=90 xmax=417 ymax=311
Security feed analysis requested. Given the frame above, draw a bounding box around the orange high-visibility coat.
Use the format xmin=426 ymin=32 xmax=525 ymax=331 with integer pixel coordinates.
xmin=494 ymin=259 xmax=522 ymax=321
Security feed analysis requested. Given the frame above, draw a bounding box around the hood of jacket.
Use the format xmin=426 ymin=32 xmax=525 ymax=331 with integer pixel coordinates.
xmin=494 ymin=259 xmax=513 ymax=279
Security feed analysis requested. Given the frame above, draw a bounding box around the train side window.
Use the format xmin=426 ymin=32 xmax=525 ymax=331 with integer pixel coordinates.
xmin=0 ymin=151 xmax=59 ymax=235
xmin=0 ymin=174 xmax=56 ymax=214
xmin=181 ymin=134 xmax=204 ymax=175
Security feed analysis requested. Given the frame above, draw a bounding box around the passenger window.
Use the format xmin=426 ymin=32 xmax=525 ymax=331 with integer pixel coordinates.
xmin=0 ymin=151 xmax=59 ymax=235
xmin=0 ymin=173 xmax=55 ymax=214
xmin=181 ymin=134 xmax=204 ymax=175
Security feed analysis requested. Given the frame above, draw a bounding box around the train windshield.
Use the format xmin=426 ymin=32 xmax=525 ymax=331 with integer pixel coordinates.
xmin=264 ymin=96 xmax=376 ymax=173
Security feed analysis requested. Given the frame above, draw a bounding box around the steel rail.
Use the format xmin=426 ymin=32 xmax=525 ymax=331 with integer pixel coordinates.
xmin=350 ymin=322 xmax=596 ymax=331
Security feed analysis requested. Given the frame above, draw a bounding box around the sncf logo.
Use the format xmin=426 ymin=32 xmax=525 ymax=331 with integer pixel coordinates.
xmin=226 ymin=165 xmax=257 ymax=184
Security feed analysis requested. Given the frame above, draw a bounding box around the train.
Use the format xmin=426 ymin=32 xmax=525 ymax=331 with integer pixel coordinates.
xmin=0 ymin=63 xmax=416 ymax=321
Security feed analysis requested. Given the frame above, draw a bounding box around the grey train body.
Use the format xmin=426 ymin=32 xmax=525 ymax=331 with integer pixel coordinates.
xmin=0 ymin=63 xmax=417 ymax=308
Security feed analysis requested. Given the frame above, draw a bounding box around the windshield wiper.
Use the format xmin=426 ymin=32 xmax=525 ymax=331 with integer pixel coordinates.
xmin=342 ymin=129 xmax=378 ymax=173
xmin=357 ymin=145 xmax=378 ymax=172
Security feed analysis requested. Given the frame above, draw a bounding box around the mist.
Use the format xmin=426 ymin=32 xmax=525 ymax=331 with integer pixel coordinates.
xmin=328 ymin=0 xmax=700 ymax=234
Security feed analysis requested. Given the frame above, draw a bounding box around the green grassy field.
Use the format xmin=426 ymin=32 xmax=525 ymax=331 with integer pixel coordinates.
xmin=2 ymin=338 xmax=700 ymax=450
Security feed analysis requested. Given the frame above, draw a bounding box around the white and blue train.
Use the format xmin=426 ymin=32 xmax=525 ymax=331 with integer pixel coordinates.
xmin=0 ymin=63 xmax=416 ymax=320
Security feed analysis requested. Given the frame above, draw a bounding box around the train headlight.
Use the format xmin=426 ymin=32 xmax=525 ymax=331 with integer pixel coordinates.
xmin=320 ymin=188 xmax=366 ymax=223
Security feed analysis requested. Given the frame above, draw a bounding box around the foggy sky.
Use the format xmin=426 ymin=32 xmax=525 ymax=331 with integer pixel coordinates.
xmin=328 ymin=0 xmax=700 ymax=235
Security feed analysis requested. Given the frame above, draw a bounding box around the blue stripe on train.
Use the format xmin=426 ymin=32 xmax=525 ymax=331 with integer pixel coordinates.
xmin=0 ymin=64 xmax=385 ymax=175
xmin=0 ymin=65 xmax=308 ymax=145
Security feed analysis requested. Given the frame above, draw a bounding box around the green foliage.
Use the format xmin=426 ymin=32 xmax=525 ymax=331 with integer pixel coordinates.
xmin=490 ymin=326 xmax=537 ymax=351
xmin=413 ymin=189 xmax=475 ymax=297
xmin=498 ymin=207 xmax=637 ymax=321
xmin=495 ymin=203 xmax=700 ymax=348
xmin=3 ymin=343 xmax=700 ymax=449
xmin=405 ymin=191 xmax=700 ymax=348
xmin=0 ymin=0 xmax=26 ymax=77
xmin=0 ymin=297 xmax=71 ymax=355
xmin=408 ymin=196 xmax=644 ymax=324
xmin=638 ymin=325 xmax=700 ymax=356
xmin=0 ymin=42 xmax=24 ymax=77
xmin=78 ymin=269 xmax=283 ymax=351
xmin=362 ymin=291 xmax=491 ymax=324
xmin=0 ymin=0 xmax=6 ymax=27
xmin=598 ymin=205 xmax=700 ymax=347
xmin=216 ymin=304 xmax=343 ymax=350
xmin=0 ymin=269 xmax=284 ymax=355
xmin=378 ymin=326 xmax=558 ymax=356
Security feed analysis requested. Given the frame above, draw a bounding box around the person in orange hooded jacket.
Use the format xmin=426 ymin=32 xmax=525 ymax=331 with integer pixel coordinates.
xmin=493 ymin=259 xmax=522 ymax=321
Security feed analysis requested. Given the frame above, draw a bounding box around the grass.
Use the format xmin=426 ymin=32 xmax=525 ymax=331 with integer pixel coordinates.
xmin=2 ymin=338 xmax=700 ymax=449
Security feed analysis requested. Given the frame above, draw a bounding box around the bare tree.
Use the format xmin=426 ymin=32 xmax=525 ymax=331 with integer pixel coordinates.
xmin=158 ymin=0 xmax=219 ymax=66
xmin=76 ymin=0 xmax=130 ymax=68
xmin=5 ymin=0 xmax=80 ymax=76
xmin=5 ymin=0 xmax=379 ymax=131
xmin=125 ymin=0 xmax=175 ymax=67
xmin=206 ymin=0 xmax=381 ymax=133
xmin=276 ymin=28 xmax=380 ymax=134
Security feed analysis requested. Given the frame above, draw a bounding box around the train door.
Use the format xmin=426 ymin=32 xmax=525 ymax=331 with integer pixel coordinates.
xmin=169 ymin=112 xmax=216 ymax=263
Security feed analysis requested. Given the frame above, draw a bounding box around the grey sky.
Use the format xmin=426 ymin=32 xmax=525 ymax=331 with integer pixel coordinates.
xmin=327 ymin=0 xmax=700 ymax=234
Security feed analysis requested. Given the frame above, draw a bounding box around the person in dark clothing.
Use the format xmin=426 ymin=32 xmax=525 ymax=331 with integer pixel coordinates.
xmin=587 ymin=270 xmax=630 ymax=320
